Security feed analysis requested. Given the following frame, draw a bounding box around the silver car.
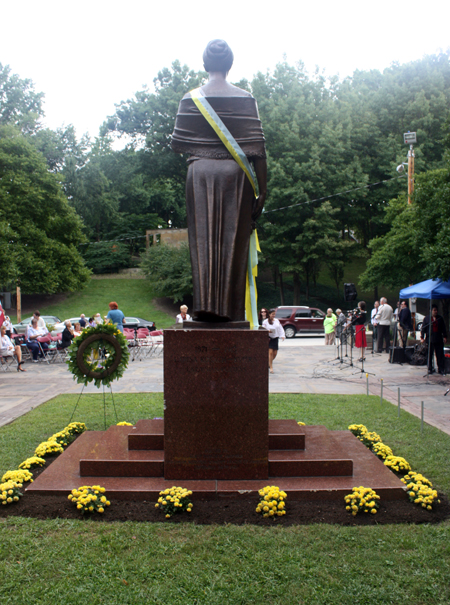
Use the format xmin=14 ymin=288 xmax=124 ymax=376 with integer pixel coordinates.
xmin=12 ymin=315 xmax=61 ymax=334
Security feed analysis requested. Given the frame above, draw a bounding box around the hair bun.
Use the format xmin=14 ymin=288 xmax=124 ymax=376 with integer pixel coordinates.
xmin=203 ymin=39 xmax=234 ymax=73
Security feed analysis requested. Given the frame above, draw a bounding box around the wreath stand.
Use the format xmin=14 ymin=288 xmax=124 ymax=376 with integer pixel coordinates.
xmin=66 ymin=326 xmax=130 ymax=429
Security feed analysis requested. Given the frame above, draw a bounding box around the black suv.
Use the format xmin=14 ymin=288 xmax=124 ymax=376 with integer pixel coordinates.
xmin=275 ymin=306 xmax=325 ymax=338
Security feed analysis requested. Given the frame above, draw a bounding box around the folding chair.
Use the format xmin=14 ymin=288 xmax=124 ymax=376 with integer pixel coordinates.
xmin=37 ymin=334 xmax=52 ymax=363
xmin=0 ymin=351 xmax=16 ymax=371
xmin=50 ymin=334 xmax=69 ymax=362
xmin=11 ymin=334 xmax=32 ymax=363
xmin=135 ymin=328 xmax=153 ymax=360
xmin=148 ymin=330 xmax=164 ymax=358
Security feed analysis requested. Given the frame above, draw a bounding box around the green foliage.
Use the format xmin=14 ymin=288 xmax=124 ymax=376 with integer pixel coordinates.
xmin=0 ymin=126 xmax=91 ymax=293
xmin=81 ymin=241 xmax=131 ymax=274
xmin=140 ymin=242 xmax=192 ymax=302
xmin=0 ymin=62 xmax=44 ymax=134
xmin=414 ymin=163 xmax=450 ymax=279
xmin=359 ymin=156 xmax=450 ymax=290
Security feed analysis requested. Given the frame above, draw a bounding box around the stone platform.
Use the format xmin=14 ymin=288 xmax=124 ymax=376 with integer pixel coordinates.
xmin=27 ymin=420 xmax=407 ymax=501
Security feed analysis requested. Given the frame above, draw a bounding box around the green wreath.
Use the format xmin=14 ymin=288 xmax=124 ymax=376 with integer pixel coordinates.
xmin=67 ymin=323 xmax=130 ymax=388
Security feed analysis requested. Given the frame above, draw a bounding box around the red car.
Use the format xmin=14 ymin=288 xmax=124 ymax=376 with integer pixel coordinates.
xmin=274 ymin=306 xmax=326 ymax=338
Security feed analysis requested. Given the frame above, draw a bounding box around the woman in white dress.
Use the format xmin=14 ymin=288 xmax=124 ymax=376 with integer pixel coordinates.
xmin=262 ymin=309 xmax=285 ymax=373
xmin=1 ymin=324 xmax=26 ymax=371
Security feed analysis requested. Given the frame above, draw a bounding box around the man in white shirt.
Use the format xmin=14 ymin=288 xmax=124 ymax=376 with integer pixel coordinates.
xmin=371 ymin=301 xmax=379 ymax=352
xmin=375 ymin=297 xmax=394 ymax=353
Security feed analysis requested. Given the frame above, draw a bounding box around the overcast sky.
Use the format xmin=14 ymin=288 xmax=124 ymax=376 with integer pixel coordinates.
xmin=1 ymin=0 xmax=449 ymax=141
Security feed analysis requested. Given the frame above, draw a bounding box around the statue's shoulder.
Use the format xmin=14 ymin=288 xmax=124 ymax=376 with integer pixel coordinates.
xmin=183 ymin=83 xmax=253 ymax=99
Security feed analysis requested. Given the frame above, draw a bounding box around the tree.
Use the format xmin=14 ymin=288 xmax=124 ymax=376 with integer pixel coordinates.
xmin=81 ymin=241 xmax=131 ymax=274
xmin=140 ymin=242 xmax=192 ymax=302
xmin=0 ymin=126 xmax=90 ymax=293
xmin=0 ymin=63 xmax=44 ymax=134
xmin=68 ymin=159 xmax=120 ymax=241
xmin=359 ymin=155 xmax=450 ymax=291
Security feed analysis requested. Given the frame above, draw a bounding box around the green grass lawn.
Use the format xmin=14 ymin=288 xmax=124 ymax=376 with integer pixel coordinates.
xmin=1 ymin=393 xmax=449 ymax=604
xmin=10 ymin=278 xmax=175 ymax=329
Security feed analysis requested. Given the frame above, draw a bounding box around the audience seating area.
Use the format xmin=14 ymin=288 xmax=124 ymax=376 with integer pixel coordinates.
xmin=2 ymin=330 xmax=164 ymax=369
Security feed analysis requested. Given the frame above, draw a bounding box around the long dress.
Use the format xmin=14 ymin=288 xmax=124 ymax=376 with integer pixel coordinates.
xmin=171 ymin=94 xmax=266 ymax=322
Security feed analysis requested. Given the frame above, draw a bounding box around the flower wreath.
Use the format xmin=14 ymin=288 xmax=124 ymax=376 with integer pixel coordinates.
xmin=67 ymin=323 xmax=130 ymax=388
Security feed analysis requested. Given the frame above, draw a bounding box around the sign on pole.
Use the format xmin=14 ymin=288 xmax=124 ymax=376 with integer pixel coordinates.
xmin=404 ymin=132 xmax=417 ymax=145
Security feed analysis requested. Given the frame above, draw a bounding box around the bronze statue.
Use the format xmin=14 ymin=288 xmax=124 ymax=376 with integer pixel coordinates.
xmin=171 ymin=40 xmax=267 ymax=322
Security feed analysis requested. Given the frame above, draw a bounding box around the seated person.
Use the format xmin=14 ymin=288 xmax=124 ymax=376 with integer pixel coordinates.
xmin=94 ymin=313 xmax=103 ymax=325
xmin=61 ymin=320 xmax=75 ymax=348
xmin=3 ymin=316 xmax=13 ymax=338
xmin=1 ymin=324 xmax=26 ymax=371
xmin=26 ymin=318 xmax=49 ymax=362
xmin=88 ymin=317 xmax=97 ymax=328
xmin=73 ymin=322 xmax=82 ymax=337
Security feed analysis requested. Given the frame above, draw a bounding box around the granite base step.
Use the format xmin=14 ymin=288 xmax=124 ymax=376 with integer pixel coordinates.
xmin=128 ymin=418 xmax=305 ymax=451
xmin=27 ymin=426 xmax=406 ymax=501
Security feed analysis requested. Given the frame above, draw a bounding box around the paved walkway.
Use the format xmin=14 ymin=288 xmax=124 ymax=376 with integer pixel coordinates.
xmin=1 ymin=336 xmax=450 ymax=434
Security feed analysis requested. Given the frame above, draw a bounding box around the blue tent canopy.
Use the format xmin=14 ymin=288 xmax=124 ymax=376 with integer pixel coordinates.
xmin=399 ymin=278 xmax=450 ymax=300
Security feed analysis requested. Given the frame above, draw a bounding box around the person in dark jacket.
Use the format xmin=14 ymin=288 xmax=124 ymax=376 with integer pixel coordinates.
xmin=420 ymin=305 xmax=447 ymax=375
xmin=398 ymin=300 xmax=413 ymax=348
xmin=61 ymin=320 xmax=74 ymax=348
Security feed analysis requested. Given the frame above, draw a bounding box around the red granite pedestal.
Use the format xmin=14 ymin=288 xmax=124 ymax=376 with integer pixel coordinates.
xmin=163 ymin=329 xmax=269 ymax=480
xmin=27 ymin=328 xmax=407 ymax=502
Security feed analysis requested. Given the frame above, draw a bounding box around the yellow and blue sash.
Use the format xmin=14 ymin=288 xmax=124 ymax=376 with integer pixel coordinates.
xmin=190 ymin=88 xmax=260 ymax=328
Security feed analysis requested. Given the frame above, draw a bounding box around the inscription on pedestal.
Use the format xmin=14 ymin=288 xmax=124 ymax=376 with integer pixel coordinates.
xmin=164 ymin=329 xmax=269 ymax=480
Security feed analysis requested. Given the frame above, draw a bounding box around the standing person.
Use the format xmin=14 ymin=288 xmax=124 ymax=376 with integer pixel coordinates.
xmin=263 ymin=309 xmax=285 ymax=374
xmin=393 ymin=301 xmax=400 ymax=321
xmin=94 ymin=313 xmax=103 ymax=325
xmin=79 ymin=314 xmax=87 ymax=328
xmin=421 ymin=304 xmax=447 ymax=375
xmin=398 ymin=300 xmax=413 ymax=348
xmin=376 ymin=297 xmax=393 ymax=353
xmin=33 ymin=311 xmax=46 ymax=329
xmin=176 ymin=305 xmax=192 ymax=323
xmin=258 ymin=308 xmax=268 ymax=326
xmin=371 ymin=301 xmax=379 ymax=352
xmin=352 ymin=301 xmax=367 ymax=361
xmin=1 ymin=324 xmax=26 ymax=371
xmin=324 ymin=308 xmax=337 ymax=345
xmin=106 ymin=302 xmax=126 ymax=333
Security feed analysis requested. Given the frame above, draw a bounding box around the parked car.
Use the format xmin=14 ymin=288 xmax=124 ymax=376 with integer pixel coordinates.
xmin=52 ymin=317 xmax=83 ymax=333
xmin=386 ymin=311 xmax=424 ymax=332
xmin=274 ymin=306 xmax=325 ymax=338
xmin=12 ymin=315 xmax=61 ymax=334
xmin=123 ymin=317 xmax=157 ymax=331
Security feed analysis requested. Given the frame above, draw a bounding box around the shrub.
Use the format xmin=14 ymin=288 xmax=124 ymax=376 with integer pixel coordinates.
xmin=256 ymin=485 xmax=287 ymax=518
xmin=19 ymin=457 xmax=46 ymax=470
xmin=384 ymin=456 xmax=411 ymax=474
xmin=155 ymin=486 xmax=193 ymax=518
xmin=68 ymin=485 xmax=111 ymax=513
xmin=345 ymin=486 xmax=380 ymax=516
xmin=2 ymin=469 xmax=33 ymax=484
xmin=0 ymin=480 xmax=23 ymax=505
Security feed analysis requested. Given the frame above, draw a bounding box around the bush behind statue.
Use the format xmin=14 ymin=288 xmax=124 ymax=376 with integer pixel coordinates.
xmin=140 ymin=242 xmax=193 ymax=303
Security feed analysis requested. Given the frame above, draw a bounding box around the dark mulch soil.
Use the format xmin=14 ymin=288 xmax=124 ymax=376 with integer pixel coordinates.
xmin=2 ymin=458 xmax=449 ymax=526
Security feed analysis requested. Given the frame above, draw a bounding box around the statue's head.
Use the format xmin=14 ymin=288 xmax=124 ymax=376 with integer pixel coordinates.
xmin=203 ymin=39 xmax=234 ymax=74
